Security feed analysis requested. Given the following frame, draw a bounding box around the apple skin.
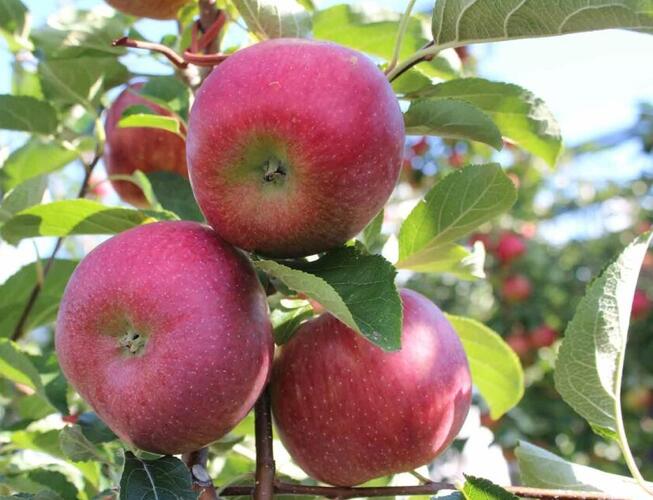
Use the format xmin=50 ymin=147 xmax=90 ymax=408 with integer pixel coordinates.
xmin=495 ymin=232 xmax=526 ymax=263
xmin=55 ymin=221 xmax=273 ymax=455
xmin=187 ymin=38 xmax=405 ymax=257
xmin=502 ymin=274 xmax=532 ymax=303
xmin=105 ymin=82 xmax=188 ymax=208
xmin=270 ymin=289 xmax=472 ymax=486
xmin=105 ymin=0 xmax=190 ymax=19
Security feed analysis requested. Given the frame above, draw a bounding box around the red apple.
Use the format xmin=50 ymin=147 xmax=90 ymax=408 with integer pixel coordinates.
xmin=502 ymin=274 xmax=532 ymax=303
xmin=271 ymin=289 xmax=472 ymax=486
xmin=454 ymin=46 xmax=470 ymax=62
xmin=411 ymin=136 xmax=429 ymax=156
xmin=643 ymin=252 xmax=653 ymax=270
xmin=530 ymin=324 xmax=558 ymax=348
xmin=448 ymin=150 xmax=464 ymax=168
xmin=495 ymin=232 xmax=526 ymax=263
xmin=506 ymin=333 xmax=530 ymax=358
xmin=105 ymin=82 xmax=188 ymax=208
xmin=469 ymin=232 xmax=493 ymax=251
xmin=632 ymin=288 xmax=651 ymax=320
xmin=105 ymin=0 xmax=190 ymax=19
xmin=624 ymin=387 xmax=653 ymax=412
xmin=55 ymin=221 xmax=273 ymax=455
xmin=187 ymin=39 xmax=405 ymax=257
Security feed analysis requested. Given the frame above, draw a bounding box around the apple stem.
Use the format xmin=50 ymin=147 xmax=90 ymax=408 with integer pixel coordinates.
xmin=10 ymin=145 xmax=103 ymax=342
xmin=253 ymin=386 xmax=276 ymax=500
xmin=112 ymin=9 xmax=230 ymax=70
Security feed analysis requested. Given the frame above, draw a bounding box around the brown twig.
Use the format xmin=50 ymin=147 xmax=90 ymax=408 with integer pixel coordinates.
xmin=215 ymin=481 xmax=625 ymax=499
xmin=253 ymin=386 xmax=275 ymax=500
xmin=113 ymin=4 xmax=228 ymax=72
xmin=113 ymin=37 xmax=189 ymax=68
xmin=10 ymin=150 xmax=102 ymax=342
xmin=183 ymin=448 xmax=219 ymax=500
xmin=205 ymin=388 xmax=624 ymax=500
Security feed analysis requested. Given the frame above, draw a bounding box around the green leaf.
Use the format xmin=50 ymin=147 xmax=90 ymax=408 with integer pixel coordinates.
xmin=359 ymin=209 xmax=386 ymax=254
xmin=10 ymin=429 xmax=63 ymax=458
xmin=0 ymin=176 xmax=48 ymax=222
xmin=147 ymin=172 xmax=203 ymax=222
xmin=17 ymin=393 xmax=57 ymax=422
xmin=393 ymin=67 xmax=435 ymax=97
xmin=11 ymin=62 xmax=43 ymax=98
xmin=232 ymin=0 xmax=312 ymax=39
xmin=0 ymin=199 xmax=176 ymax=245
xmin=139 ymin=76 xmax=191 ymax=121
xmin=30 ymin=8 xmax=131 ymax=58
xmin=516 ymin=441 xmax=653 ymax=497
xmin=403 ymin=78 xmax=562 ymax=166
xmin=60 ymin=425 xmax=105 ymax=462
xmin=255 ymin=246 xmax=402 ymax=351
xmin=0 ymin=0 xmax=31 ymax=51
xmin=0 ymin=339 xmax=46 ymax=396
xmin=446 ymin=315 xmax=523 ymax=419
xmin=0 ymin=259 xmax=78 ymax=338
xmin=118 ymin=114 xmax=184 ymax=137
xmin=404 ymin=99 xmax=503 ymax=150
xmin=555 ymin=231 xmax=653 ymax=434
xmin=462 ymin=474 xmax=518 ymax=500
xmin=77 ymin=412 xmax=118 ymax=444
xmin=0 ymin=491 xmax=60 ymax=500
xmin=0 ymin=138 xmax=92 ymax=191
xmin=397 ymin=164 xmax=516 ymax=270
xmin=432 ymin=1 xmax=653 ymax=48
xmin=313 ymin=4 xmax=423 ymax=62
xmin=0 ymin=95 xmax=58 ymax=134
xmin=39 ymin=57 xmax=129 ymax=109
xmin=44 ymin=372 xmax=69 ymax=415
xmin=401 ymin=242 xmax=485 ymax=280
xmin=271 ymin=303 xmax=313 ymax=345
xmin=28 ymin=470 xmax=78 ymax=500
xmin=119 ymin=452 xmax=196 ymax=500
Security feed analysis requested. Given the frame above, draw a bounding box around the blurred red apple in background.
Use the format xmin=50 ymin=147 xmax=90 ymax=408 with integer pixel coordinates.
xmin=502 ymin=274 xmax=532 ymax=303
xmin=530 ymin=324 xmax=558 ymax=348
xmin=411 ymin=136 xmax=429 ymax=156
xmin=506 ymin=332 xmax=530 ymax=358
xmin=632 ymin=288 xmax=652 ymax=320
xmin=495 ymin=232 xmax=526 ymax=263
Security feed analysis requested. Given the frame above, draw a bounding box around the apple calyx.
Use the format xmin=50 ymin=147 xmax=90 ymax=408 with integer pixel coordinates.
xmin=263 ymin=158 xmax=287 ymax=184
xmin=118 ymin=329 xmax=147 ymax=356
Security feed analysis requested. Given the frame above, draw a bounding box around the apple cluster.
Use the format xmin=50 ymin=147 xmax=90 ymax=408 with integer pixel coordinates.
xmin=56 ymin=3 xmax=472 ymax=487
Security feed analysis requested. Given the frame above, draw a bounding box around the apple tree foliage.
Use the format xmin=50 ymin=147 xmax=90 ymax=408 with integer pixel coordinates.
xmin=0 ymin=0 xmax=652 ymax=498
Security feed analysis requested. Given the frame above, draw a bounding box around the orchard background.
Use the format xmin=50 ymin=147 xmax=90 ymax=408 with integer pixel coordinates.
xmin=1 ymin=0 xmax=653 ymax=499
